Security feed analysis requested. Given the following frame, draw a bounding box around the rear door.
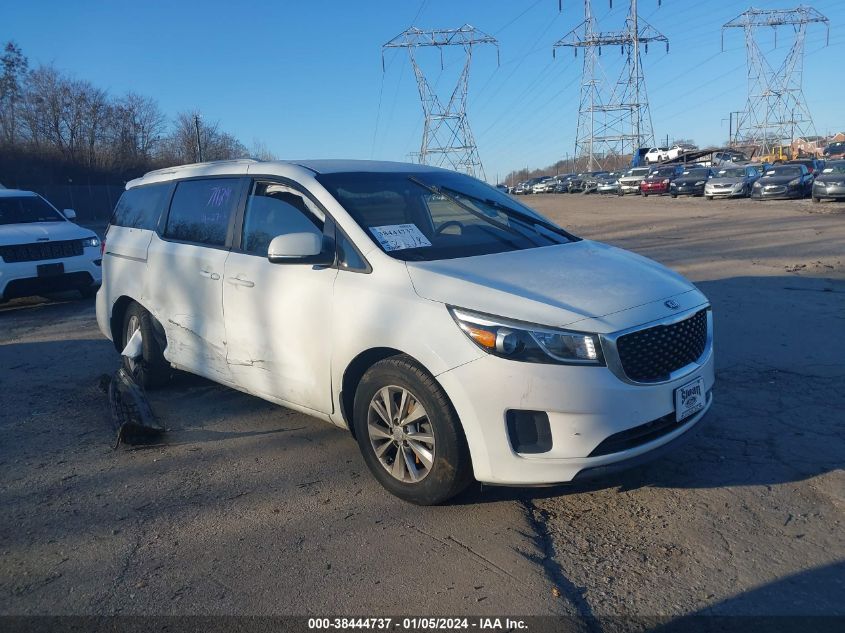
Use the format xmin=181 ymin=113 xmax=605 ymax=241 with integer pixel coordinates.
xmin=145 ymin=177 xmax=247 ymax=383
xmin=222 ymin=179 xmax=339 ymax=413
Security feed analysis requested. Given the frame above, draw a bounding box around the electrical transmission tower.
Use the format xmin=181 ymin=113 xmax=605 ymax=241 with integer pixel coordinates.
xmin=722 ymin=7 xmax=829 ymax=156
xmin=383 ymin=25 xmax=498 ymax=180
xmin=554 ymin=1 xmax=667 ymax=171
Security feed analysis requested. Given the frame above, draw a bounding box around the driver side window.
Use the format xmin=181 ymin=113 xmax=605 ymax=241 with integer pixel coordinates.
xmin=241 ymin=182 xmax=325 ymax=256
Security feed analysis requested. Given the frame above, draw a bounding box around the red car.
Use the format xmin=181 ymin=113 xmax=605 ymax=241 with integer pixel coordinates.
xmin=640 ymin=165 xmax=683 ymax=196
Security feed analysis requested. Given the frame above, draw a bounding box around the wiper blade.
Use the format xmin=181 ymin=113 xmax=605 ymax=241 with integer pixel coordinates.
xmin=407 ymin=176 xmax=523 ymax=239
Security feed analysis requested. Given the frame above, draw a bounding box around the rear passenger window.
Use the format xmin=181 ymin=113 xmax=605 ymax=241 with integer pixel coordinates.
xmin=164 ymin=178 xmax=240 ymax=246
xmin=241 ymin=182 xmax=325 ymax=256
xmin=111 ymin=183 xmax=170 ymax=230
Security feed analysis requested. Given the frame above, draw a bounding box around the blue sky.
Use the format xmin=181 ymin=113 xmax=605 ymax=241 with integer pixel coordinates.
xmin=5 ymin=0 xmax=844 ymax=181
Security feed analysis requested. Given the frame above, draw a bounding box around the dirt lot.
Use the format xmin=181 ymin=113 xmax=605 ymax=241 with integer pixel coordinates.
xmin=1 ymin=193 xmax=843 ymax=622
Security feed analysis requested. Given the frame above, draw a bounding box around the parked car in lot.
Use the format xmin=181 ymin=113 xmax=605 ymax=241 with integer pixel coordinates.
xmin=532 ymin=177 xmax=556 ymax=194
xmin=552 ymin=174 xmax=577 ymax=193
xmin=0 ymin=189 xmax=102 ymax=302
xmin=811 ymin=160 xmax=845 ymax=203
xmin=522 ymin=176 xmax=546 ymax=194
xmin=751 ymin=164 xmax=813 ymax=200
xmin=704 ymin=164 xmax=763 ymax=199
xmin=644 ymin=147 xmax=670 ymax=164
xmin=711 ymin=151 xmax=748 ymax=167
xmin=822 ymin=141 xmax=845 ymax=160
xmin=665 ymin=144 xmax=697 ymax=161
xmin=669 ymin=167 xmax=713 ymax=198
xmin=513 ymin=181 xmax=528 ymax=195
xmin=97 ymin=159 xmax=714 ymax=504
xmin=785 ymin=158 xmax=825 ymax=177
xmin=640 ymin=166 xmax=683 ymax=196
xmin=569 ymin=171 xmax=608 ymax=193
xmin=595 ymin=173 xmax=621 ymax=194
xmin=617 ymin=167 xmax=651 ymax=195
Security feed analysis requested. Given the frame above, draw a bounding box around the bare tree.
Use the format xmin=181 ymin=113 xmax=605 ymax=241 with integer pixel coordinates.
xmin=250 ymin=138 xmax=277 ymax=161
xmin=162 ymin=110 xmax=248 ymax=164
xmin=0 ymin=41 xmax=29 ymax=146
xmin=111 ymin=92 xmax=166 ymax=165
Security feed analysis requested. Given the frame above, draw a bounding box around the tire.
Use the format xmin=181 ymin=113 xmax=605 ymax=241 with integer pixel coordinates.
xmin=705 ymin=196 xmax=713 ymax=201
xmin=122 ymin=302 xmax=171 ymax=389
xmin=642 ymin=192 xmax=648 ymax=197
xmin=813 ymin=197 xmax=820 ymax=203
xmin=671 ymin=194 xmax=677 ymax=199
xmin=352 ymin=355 xmax=472 ymax=505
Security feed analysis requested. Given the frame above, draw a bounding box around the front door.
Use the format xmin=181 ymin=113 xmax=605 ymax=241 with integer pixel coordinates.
xmin=222 ymin=180 xmax=338 ymax=413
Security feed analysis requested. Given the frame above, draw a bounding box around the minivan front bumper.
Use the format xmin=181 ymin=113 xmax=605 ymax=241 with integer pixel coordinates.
xmin=436 ymin=322 xmax=715 ymax=485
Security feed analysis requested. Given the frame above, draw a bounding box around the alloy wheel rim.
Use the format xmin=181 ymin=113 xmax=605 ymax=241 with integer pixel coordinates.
xmin=367 ymin=385 xmax=435 ymax=483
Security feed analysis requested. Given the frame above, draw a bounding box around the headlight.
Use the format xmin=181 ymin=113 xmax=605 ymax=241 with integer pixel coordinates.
xmin=81 ymin=237 xmax=100 ymax=248
xmin=788 ymin=178 xmax=800 ymax=186
xmin=695 ymin=180 xmax=705 ymax=186
xmin=753 ymin=182 xmax=762 ymax=188
xmin=449 ymin=307 xmax=604 ymax=365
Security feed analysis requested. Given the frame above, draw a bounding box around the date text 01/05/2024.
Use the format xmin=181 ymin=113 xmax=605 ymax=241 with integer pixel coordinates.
xmin=307 ymin=617 xmax=528 ymax=630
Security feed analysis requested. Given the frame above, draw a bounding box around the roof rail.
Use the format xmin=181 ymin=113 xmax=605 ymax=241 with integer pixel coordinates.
xmin=142 ymin=158 xmax=259 ymax=178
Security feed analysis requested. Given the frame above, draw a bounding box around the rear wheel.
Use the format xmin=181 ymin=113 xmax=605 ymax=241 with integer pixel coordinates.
xmin=353 ymin=355 xmax=472 ymax=505
xmin=122 ymin=302 xmax=170 ymax=389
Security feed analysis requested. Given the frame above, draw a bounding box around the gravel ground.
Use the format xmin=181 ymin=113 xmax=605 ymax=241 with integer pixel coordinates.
xmin=0 ymin=193 xmax=843 ymax=622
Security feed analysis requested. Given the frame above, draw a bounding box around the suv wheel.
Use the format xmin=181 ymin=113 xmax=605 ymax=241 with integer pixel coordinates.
xmin=122 ymin=302 xmax=171 ymax=389
xmin=353 ymin=355 xmax=472 ymax=505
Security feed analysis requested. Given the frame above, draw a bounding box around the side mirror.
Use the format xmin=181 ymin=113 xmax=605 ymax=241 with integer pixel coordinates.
xmin=63 ymin=209 xmax=77 ymax=221
xmin=268 ymin=232 xmax=334 ymax=266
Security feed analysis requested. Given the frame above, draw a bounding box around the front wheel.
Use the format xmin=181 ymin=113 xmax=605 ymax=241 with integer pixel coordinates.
xmin=122 ymin=302 xmax=171 ymax=389
xmin=353 ymin=355 xmax=472 ymax=505
xmin=813 ymin=196 xmax=821 ymax=203
xmin=705 ymin=195 xmax=713 ymax=201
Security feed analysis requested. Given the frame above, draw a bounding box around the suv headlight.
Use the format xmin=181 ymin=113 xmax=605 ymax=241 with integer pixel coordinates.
xmin=449 ymin=307 xmax=604 ymax=365
xmin=81 ymin=237 xmax=100 ymax=248
xmin=788 ymin=178 xmax=800 ymax=186
xmin=695 ymin=180 xmax=705 ymax=186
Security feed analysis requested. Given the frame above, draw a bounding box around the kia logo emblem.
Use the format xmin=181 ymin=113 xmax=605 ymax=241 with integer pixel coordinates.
xmin=665 ymin=299 xmax=680 ymax=310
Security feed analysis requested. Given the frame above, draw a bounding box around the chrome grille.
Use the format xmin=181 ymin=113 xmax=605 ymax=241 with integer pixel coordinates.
xmin=0 ymin=240 xmax=83 ymax=263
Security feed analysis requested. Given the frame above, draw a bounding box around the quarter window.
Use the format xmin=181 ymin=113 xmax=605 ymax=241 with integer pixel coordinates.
xmin=111 ymin=183 xmax=170 ymax=230
xmin=164 ymin=178 xmax=241 ymax=246
xmin=241 ymin=182 xmax=325 ymax=256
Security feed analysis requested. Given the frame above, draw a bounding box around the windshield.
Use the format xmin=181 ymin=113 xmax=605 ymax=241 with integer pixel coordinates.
xmin=0 ymin=195 xmax=65 ymax=225
xmin=648 ymin=168 xmax=675 ymax=178
xmin=680 ymin=169 xmax=710 ymax=178
xmin=716 ymin=168 xmax=745 ymax=178
xmin=821 ymin=163 xmax=845 ymax=174
xmin=764 ymin=167 xmax=802 ymax=177
xmin=626 ymin=168 xmax=650 ymax=177
xmin=825 ymin=143 xmax=844 ymax=153
xmin=316 ymin=171 xmax=576 ymax=262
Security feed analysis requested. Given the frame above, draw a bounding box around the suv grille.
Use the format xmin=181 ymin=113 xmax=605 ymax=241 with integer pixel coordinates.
xmin=0 ymin=240 xmax=83 ymax=263
xmin=616 ymin=309 xmax=708 ymax=382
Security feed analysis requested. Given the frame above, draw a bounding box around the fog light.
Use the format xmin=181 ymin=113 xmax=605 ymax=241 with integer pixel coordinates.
xmin=506 ymin=410 xmax=552 ymax=454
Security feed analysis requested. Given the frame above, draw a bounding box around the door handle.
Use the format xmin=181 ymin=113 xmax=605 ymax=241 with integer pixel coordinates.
xmin=200 ymin=269 xmax=220 ymax=281
xmin=226 ymin=276 xmax=255 ymax=288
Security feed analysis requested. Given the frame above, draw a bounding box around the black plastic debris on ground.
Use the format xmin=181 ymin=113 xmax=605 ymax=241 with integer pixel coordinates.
xmin=105 ymin=367 xmax=165 ymax=448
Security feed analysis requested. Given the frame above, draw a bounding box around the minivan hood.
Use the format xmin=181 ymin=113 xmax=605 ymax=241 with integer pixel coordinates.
xmin=406 ymin=240 xmax=698 ymax=331
xmin=0 ymin=221 xmax=94 ymax=246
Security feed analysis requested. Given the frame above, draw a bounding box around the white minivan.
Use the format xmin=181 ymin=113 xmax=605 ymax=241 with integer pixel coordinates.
xmin=96 ymin=159 xmax=714 ymax=504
